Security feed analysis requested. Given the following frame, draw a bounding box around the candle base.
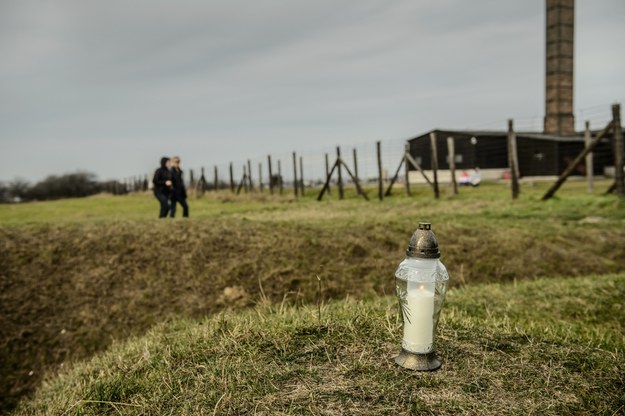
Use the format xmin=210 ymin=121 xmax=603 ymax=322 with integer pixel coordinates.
xmin=394 ymin=349 xmax=441 ymax=371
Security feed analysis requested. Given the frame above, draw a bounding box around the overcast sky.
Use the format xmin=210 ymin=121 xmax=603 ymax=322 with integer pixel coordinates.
xmin=1 ymin=0 xmax=624 ymax=182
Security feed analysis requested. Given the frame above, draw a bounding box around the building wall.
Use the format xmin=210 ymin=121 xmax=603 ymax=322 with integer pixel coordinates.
xmin=517 ymin=139 xmax=558 ymax=176
xmin=409 ymin=133 xmax=509 ymax=171
xmin=408 ymin=131 xmax=615 ymax=178
xmin=408 ymin=169 xmax=507 ymax=184
xmin=410 ymin=131 xmax=508 ymax=169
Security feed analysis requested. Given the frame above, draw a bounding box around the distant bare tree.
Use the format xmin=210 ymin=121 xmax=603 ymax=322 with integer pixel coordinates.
xmin=0 ymin=172 xmax=134 ymax=202
xmin=0 ymin=182 xmax=10 ymax=203
xmin=26 ymin=172 xmax=100 ymax=201
xmin=8 ymin=178 xmax=31 ymax=201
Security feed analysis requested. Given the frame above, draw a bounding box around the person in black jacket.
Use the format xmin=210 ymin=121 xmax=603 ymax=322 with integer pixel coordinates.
xmin=169 ymin=156 xmax=189 ymax=218
xmin=152 ymin=157 xmax=173 ymax=218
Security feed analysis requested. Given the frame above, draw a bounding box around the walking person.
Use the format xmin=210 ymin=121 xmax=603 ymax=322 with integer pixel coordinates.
xmin=169 ymin=156 xmax=189 ymax=218
xmin=153 ymin=157 xmax=173 ymax=218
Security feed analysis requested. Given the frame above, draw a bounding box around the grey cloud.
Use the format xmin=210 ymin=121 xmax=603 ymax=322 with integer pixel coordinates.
xmin=1 ymin=0 xmax=624 ymax=182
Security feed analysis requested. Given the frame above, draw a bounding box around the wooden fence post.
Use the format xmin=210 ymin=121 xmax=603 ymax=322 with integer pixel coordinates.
xmin=584 ymin=121 xmax=594 ymax=193
xmin=385 ymin=155 xmax=404 ymax=196
xmin=339 ymin=159 xmax=369 ymax=200
xmin=292 ymin=152 xmax=298 ymax=198
xmin=507 ymin=119 xmax=520 ymax=199
xmin=405 ymin=153 xmax=433 ymax=186
xmin=337 ymin=146 xmax=344 ymax=200
xmin=325 ymin=153 xmax=331 ymax=195
xmin=376 ymin=141 xmax=383 ymax=201
xmin=189 ymin=169 xmax=195 ymax=190
xmin=403 ymin=143 xmax=411 ymax=196
xmin=429 ymin=133 xmax=440 ymax=199
xmin=612 ymin=103 xmax=624 ymax=197
xmin=214 ymin=166 xmax=218 ymax=192
xmin=243 ymin=165 xmax=249 ymax=193
xmin=258 ymin=162 xmax=264 ymax=193
xmin=199 ymin=167 xmax=207 ymax=195
xmin=247 ymin=159 xmax=253 ymax=191
xmin=447 ymin=136 xmax=458 ymax=196
xmin=353 ymin=148 xmax=360 ymax=195
xmin=267 ymin=155 xmax=273 ymax=195
xmin=236 ymin=165 xmax=245 ymax=195
xmin=317 ymin=159 xmax=339 ymax=201
xmin=542 ymin=121 xmax=613 ymax=200
xmin=229 ymin=162 xmax=235 ymax=193
xmin=299 ymin=156 xmax=305 ymax=196
xmin=512 ymin=131 xmax=520 ymax=180
xmin=278 ymin=160 xmax=283 ymax=195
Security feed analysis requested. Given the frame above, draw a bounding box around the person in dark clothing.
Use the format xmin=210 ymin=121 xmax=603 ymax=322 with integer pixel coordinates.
xmin=169 ymin=156 xmax=189 ymax=217
xmin=152 ymin=157 xmax=173 ymax=218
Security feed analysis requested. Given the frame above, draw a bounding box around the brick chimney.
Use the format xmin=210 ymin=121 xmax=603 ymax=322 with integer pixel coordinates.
xmin=544 ymin=0 xmax=575 ymax=135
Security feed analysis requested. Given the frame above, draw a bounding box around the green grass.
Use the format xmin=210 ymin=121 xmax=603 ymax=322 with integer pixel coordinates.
xmin=12 ymin=274 xmax=625 ymax=415
xmin=0 ymin=180 xmax=624 ymax=227
xmin=2 ymin=179 xmax=625 ymax=413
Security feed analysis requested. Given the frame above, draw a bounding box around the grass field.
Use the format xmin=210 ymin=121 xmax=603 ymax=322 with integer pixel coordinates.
xmin=11 ymin=275 xmax=625 ymax=415
xmin=1 ymin=180 xmax=625 ymax=414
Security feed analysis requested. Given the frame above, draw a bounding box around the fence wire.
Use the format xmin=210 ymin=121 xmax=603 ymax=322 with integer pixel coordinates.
xmin=119 ymin=103 xmax=622 ymax=195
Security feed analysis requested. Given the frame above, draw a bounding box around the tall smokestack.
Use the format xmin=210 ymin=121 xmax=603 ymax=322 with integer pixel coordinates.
xmin=544 ymin=0 xmax=575 ymax=135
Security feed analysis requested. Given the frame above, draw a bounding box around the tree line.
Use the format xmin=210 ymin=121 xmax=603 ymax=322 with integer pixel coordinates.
xmin=0 ymin=172 xmax=128 ymax=203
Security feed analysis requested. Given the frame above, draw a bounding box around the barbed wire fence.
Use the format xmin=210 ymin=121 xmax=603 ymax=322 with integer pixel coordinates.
xmin=117 ymin=101 xmax=624 ymax=200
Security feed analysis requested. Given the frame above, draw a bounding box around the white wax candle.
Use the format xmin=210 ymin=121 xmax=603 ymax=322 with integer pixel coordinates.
xmin=402 ymin=282 xmax=434 ymax=353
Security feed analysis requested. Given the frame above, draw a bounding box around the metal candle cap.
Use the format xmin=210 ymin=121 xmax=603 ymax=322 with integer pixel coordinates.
xmin=406 ymin=222 xmax=441 ymax=259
